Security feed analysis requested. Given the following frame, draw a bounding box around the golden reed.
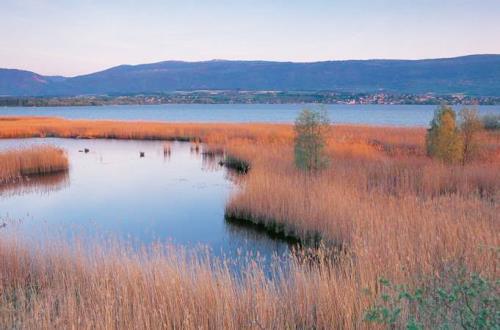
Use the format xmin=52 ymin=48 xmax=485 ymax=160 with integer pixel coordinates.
xmin=0 ymin=116 xmax=498 ymax=329
xmin=0 ymin=146 xmax=68 ymax=184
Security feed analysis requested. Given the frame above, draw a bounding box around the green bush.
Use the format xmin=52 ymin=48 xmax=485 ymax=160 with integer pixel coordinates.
xmin=364 ymin=266 xmax=499 ymax=329
xmin=426 ymin=105 xmax=463 ymax=164
xmin=294 ymin=109 xmax=330 ymax=172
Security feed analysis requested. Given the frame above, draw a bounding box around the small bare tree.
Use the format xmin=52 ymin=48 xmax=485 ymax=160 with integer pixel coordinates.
xmin=294 ymin=109 xmax=330 ymax=173
xmin=459 ymin=108 xmax=483 ymax=164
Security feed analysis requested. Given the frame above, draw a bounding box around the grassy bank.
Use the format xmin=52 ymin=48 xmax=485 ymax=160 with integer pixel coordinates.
xmin=0 ymin=146 xmax=69 ymax=185
xmin=0 ymin=116 xmax=498 ymax=328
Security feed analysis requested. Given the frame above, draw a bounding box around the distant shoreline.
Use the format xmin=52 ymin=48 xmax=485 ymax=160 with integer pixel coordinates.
xmin=1 ymin=91 xmax=499 ymax=107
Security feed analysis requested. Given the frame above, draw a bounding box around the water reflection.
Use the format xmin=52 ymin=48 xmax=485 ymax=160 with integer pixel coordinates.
xmin=200 ymin=148 xmax=224 ymax=172
xmin=0 ymin=138 xmax=293 ymax=270
xmin=200 ymin=148 xmax=245 ymax=185
xmin=225 ymin=216 xmax=299 ymax=246
xmin=0 ymin=172 xmax=69 ymax=197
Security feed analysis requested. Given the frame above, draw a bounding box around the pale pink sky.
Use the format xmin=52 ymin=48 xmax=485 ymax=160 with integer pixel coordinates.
xmin=2 ymin=0 xmax=500 ymax=76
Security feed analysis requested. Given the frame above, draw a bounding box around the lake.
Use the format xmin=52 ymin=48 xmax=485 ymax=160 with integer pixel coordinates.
xmin=1 ymin=104 xmax=499 ymax=126
xmin=1 ymin=104 xmax=498 ymax=272
xmin=0 ymin=139 xmax=293 ymax=269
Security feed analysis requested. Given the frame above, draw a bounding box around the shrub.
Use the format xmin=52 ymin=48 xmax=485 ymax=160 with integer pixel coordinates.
xmin=365 ymin=266 xmax=499 ymax=329
xmin=294 ymin=109 xmax=330 ymax=172
xmin=459 ymin=108 xmax=483 ymax=164
xmin=426 ymin=105 xmax=463 ymax=164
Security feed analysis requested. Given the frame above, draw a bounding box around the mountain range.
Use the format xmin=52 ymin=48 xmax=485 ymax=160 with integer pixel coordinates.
xmin=1 ymin=54 xmax=499 ymax=97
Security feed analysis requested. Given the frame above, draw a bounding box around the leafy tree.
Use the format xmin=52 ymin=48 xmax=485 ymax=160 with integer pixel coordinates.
xmin=459 ymin=108 xmax=483 ymax=164
xmin=294 ymin=109 xmax=330 ymax=172
xmin=426 ymin=105 xmax=463 ymax=164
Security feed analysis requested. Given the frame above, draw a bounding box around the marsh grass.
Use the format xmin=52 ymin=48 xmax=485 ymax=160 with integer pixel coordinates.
xmin=0 ymin=146 xmax=69 ymax=184
xmin=0 ymin=117 xmax=498 ymax=328
xmin=0 ymin=234 xmax=360 ymax=329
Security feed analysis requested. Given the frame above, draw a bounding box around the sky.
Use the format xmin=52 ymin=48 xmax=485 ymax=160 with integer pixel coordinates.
xmin=1 ymin=0 xmax=500 ymax=76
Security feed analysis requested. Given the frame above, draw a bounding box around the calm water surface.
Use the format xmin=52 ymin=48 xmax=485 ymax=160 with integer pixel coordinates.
xmin=1 ymin=104 xmax=499 ymax=126
xmin=0 ymin=139 xmax=292 ymax=266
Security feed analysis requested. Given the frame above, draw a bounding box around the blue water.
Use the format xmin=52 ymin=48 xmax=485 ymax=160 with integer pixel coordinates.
xmin=1 ymin=104 xmax=499 ymax=126
xmin=0 ymin=139 xmax=292 ymax=265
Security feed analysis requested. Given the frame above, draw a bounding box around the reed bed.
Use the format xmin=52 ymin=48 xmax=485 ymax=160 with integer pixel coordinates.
xmin=0 ymin=146 xmax=69 ymax=184
xmin=0 ymin=116 xmax=294 ymax=144
xmin=0 ymin=234 xmax=363 ymax=329
xmin=0 ymin=116 xmax=498 ymax=328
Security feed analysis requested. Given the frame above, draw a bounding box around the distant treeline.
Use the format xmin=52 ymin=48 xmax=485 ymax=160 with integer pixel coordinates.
xmin=1 ymin=91 xmax=499 ymax=107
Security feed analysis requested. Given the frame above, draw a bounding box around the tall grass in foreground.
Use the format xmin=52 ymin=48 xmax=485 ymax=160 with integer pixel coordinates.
xmin=0 ymin=230 xmax=496 ymax=329
xmin=0 ymin=146 xmax=69 ymax=184
xmin=0 ymin=236 xmax=359 ymax=329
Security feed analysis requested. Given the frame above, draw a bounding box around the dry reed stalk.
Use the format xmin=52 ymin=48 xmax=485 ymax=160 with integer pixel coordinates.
xmin=0 ymin=235 xmax=363 ymax=329
xmin=0 ymin=146 xmax=69 ymax=184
